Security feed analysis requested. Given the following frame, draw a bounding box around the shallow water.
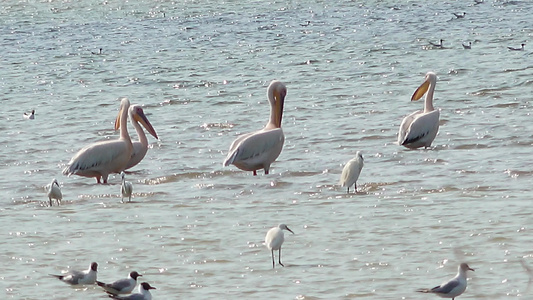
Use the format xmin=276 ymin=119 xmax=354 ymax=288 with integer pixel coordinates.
xmin=1 ymin=0 xmax=532 ymax=299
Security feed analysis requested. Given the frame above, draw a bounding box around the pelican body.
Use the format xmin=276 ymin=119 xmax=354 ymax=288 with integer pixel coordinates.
xmin=120 ymin=172 xmax=133 ymax=202
xmin=123 ymin=105 xmax=158 ymax=170
xmin=62 ymin=98 xmax=133 ymax=184
xmin=398 ymin=72 xmax=440 ymax=149
xmin=47 ymin=178 xmax=62 ymax=206
xmin=50 ymin=262 xmax=98 ymax=285
xmin=223 ymin=80 xmax=287 ymax=176
xmin=417 ymin=263 xmax=474 ymax=299
xmin=340 ymin=151 xmax=364 ymax=193
xmin=265 ymin=223 xmax=294 ymax=268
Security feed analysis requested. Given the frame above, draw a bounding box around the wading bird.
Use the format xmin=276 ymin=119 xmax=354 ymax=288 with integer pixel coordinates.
xmin=417 ymin=263 xmax=474 ymax=300
xmin=340 ymin=151 xmax=364 ymax=193
xmin=47 ymin=178 xmax=62 ymax=206
xmin=120 ymin=172 xmax=133 ymax=202
xmin=265 ymin=224 xmax=294 ymax=268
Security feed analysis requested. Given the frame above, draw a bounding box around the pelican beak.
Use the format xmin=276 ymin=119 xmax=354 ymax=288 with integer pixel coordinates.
xmin=114 ymin=108 xmax=122 ymax=130
xmin=134 ymin=109 xmax=159 ymax=139
xmin=274 ymin=87 xmax=286 ymax=128
xmin=411 ymin=79 xmax=430 ymax=101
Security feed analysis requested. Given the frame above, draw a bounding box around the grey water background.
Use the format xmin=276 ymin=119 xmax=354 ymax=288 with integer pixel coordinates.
xmin=1 ymin=0 xmax=532 ymax=299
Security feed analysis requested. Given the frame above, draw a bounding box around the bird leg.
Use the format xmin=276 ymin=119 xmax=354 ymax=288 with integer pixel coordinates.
xmin=253 ymin=170 xmax=257 ymax=176
xmin=278 ymin=248 xmax=284 ymax=267
xmin=271 ymin=249 xmax=275 ymax=268
xmin=49 ymin=198 xmax=53 ymax=207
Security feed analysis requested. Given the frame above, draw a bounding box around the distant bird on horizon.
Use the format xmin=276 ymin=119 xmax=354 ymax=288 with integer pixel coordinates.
xmin=507 ymin=43 xmax=525 ymax=51
xmin=265 ymin=224 xmax=294 ymax=268
xmin=453 ymin=12 xmax=466 ymax=19
xmin=120 ymin=172 xmax=133 ymax=202
xmin=50 ymin=262 xmax=98 ymax=285
xmin=429 ymin=39 xmax=444 ymax=48
xmin=23 ymin=109 xmax=35 ymax=120
xmin=462 ymin=42 xmax=472 ymax=49
xmin=474 ymin=0 xmax=483 ymax=5
xmin=417 ymin=263 xmax=474 ymax=300
xmin=47 ymin=178 xmax=62 ymax=206
xmin=339 ymin=151 xmax=364 ymax=193
xmin=92 ymin=48 xmax=103 ymax=55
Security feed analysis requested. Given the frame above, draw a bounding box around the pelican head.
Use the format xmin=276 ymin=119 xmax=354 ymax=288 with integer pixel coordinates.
xmin=411 ymin=72 xmax=437 ymax=101
xmin=129 ymin=105 xmax=158 ymax=139
xmin=267 ymin=80 xmax=287 ymax=128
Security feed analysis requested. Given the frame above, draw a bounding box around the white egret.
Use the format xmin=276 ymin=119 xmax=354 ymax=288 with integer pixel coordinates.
xmin=265 ymin=224 xmax=294 ymax=268
xmin=120 ymin=171 xmax=133 ymax=202
xmin=47 ymin=178 xmax=62 ymax=206
xmin=340 ymin=151 xmax=364 ymax=193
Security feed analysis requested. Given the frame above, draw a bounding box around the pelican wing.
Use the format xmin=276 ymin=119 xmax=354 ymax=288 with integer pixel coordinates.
xmin=398 ymin=110 xmax=439 ymax=146
xmin=223 ymin=128 xmax=284 ymax=168
xmin=63 ymin=139 xmax=131 ymax=175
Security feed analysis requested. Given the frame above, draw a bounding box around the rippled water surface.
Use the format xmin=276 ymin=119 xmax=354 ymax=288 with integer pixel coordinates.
xmin=2 ymin=0 xmax=532 ymax=299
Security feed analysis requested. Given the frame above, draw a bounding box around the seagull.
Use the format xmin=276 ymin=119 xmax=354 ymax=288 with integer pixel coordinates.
xmin=47 ymin=178 xmax=62 ymax=206
xmin=417 ymin=263 xmax=475 ymax=299
xmin=265 ymin=224 xmax=294 ymax=268
xmin=120 ymin=172 xmax=133 ymax=202
xmin=429 ymin=39 xmax=444 ymax=48
xmin=507 ymin=43 xmax=525 ymax=51
xmin=452 ymin=12 xmax=466 ymax=19
xmin=462 ymin=42 xmax=472 ymax=49
xmin=23 ymin=110 xmax=35 ymax=120
xmin=108 ymin=282 xmax=156 ymax=300
xmin=474 ymin=0 xmax=483 ymax=5
xmin=339 ymin=151 xmax=364 ymax=193
xmin=50 ymin=262 xmax=98 ymax=285
xmin=97 ymin=271 xmax=142 ymax=295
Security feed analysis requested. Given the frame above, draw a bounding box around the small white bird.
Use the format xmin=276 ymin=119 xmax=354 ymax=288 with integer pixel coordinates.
xmin=47 ymin=178 xmax=62 ymax=206
xmin=429 ymin=39 xmax=444 ymax=48
xmin=97 ymin=271 xmax=142 ymax=295
xmin=50 ymin=262 xmax=98 ymax=285
xmin=417 ymin=263 xmax=475 ymax=300
xmin=339 ymin=151 xmax=364 ymax=193
xmin=108 ymin=282 xmax=156 ymax=300
xmin=265 ymin=224 xmax=294 ymax=268
xmin=23 ymin=109 xmax=35 ymax=120
xmin=462 ymin=42 xmax=472 ymax=49
xmin=120 ymin=172 xmax=133 ymax=202
xmin=507 ymin=43 xmax=525 ymax=51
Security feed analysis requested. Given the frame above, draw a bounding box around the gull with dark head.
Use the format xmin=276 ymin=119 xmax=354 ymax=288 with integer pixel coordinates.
xmin=50 ymin=262 xmax=98 ymax=285
xmin=97 ymin=271 xmax=142 ymax=295
xmin=23 ymin=109 xmax=35 ymax=120
xmin=417 ymin=263 xmax=474 ymax=299
xmin=108 ymin=282 xmax=156 ymax=300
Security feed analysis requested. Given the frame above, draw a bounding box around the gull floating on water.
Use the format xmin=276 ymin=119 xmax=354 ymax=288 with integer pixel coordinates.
xmin=50 ymin=262 xmax=98 ymax=285
xmin=121 ymin=105 xmax=158 ymax=170
xmin=452 ymin=12 xmax=466 ymax=19
xmin=507 ymin=43 xmax=525 ymax=51
xmin=462 ymin=42 xmax=472 ymax=49
xmin=223 ymin=80 xmax=287 ymax=176
xmin=398 ymin=72 xmax=440 ymax=149
xmin=23 ymin=109 xmax=35 ymax=120
xmin=97 ymin=271 xmax=142 ymax=295
xmin=109 ymin=282 xmax=156 ymax=300
xmin=46 ymin=178 xmax=62 ymax=206
xmin=62 ymin=98 xmax=134 ymax=184
xmin=92 ymin=48 xmax=103 ymax=55
xmin=120 ymin=172 xmax=133 ymax=202
xmin=429 ymin=39 xmax=444 ymax=48
xmin=265 ymin=224 xmax=294 ymax=268
xmin=417 ymin=263 xmax=474 ymax=299
xmin=339 ymin=151 xmax=364 ymax=193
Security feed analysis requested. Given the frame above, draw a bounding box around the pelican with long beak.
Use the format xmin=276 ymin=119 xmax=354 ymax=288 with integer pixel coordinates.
xmin=62 ymin=98 xmax=133 ymax=183
xmin=122 ymin=105 xmax=158 ymax=170
xmin=223 ymin=80 xmax=286 ymax=175
xmin=398 ymin=72 xmax=440 ymax=149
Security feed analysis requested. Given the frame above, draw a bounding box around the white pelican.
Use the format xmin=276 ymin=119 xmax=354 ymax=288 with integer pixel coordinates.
xmin=47 ymin=178 xmax=62 ymax=206
xmin=122 ymin=105 xmax=158 ymax=170
xmin=462 ymin=42 xmax=472 ymax=49
xmin=97 ymin=271 xmax=142 ymax=295
xmin=50 ymin=262 xmax=98 ymax=285
xmin=120 ymin=171 xmax=133 ymax=202
xmin=23 ymin=109 xmax=35 ymax=120
xmin=62 ymin=98 xmax=133 ymax=184
xmin=223 ymin=80 xmax=287 ymax=176
xmin=398 ymin=72 xmax=440 ymax=149
xmin=429 ymin=39 xmax=444 ymax=48
xmin=265 ymin=223 xmax=294 ymax=268
xmin=109 ymin=282 xmax=156 ymax=300
xmin=339 ymin=151 xmax=364 ymax=193
xmin=417 ymin=263 xmax=474 ymax=300
xmin=508 ymin=43 xmax=525 ymax=51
